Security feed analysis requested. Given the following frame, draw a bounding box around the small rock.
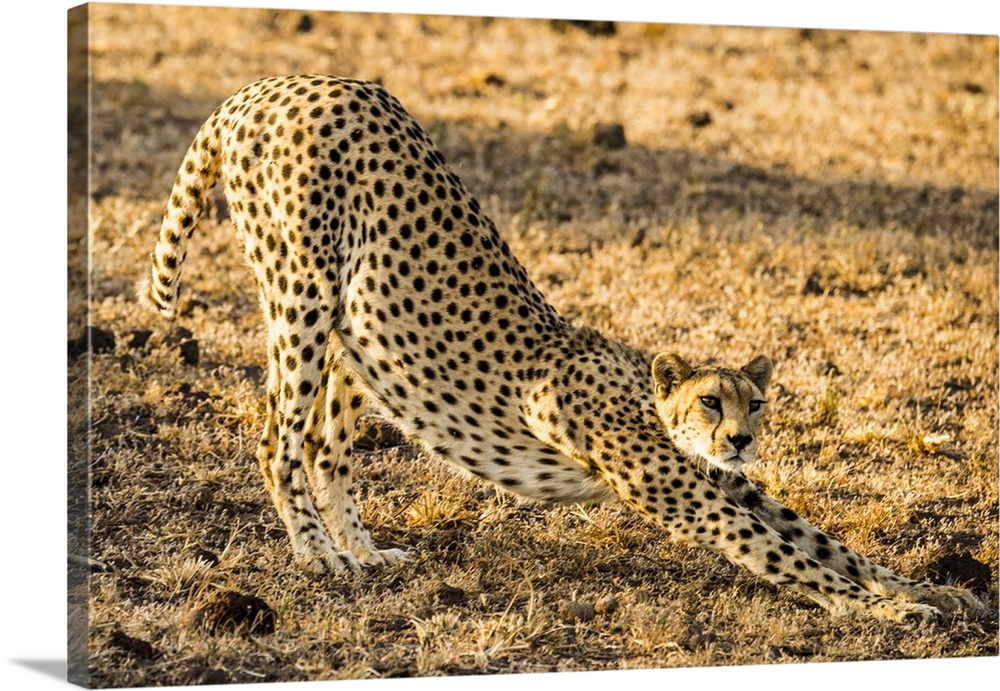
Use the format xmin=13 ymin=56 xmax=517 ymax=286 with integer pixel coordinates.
xmin=236 ymin=364 xmax=264 ymax=383
xmin=592 ymin=159 xmax=621 ymax=177
xmin=687 ymin=111 xmax=713 ymax=128
xmin=295 ymin=13 xmax=314 ymax=33
xmin=802 ymin=271 xmax=824 ymax=296
xmin=630 ymin=227 xmax=646 ymax=248
xmin=550 ymin=19 xmax=617 ymax=37
xmin=192 ymin=485 xmax=214 ymax=511
xmin=190 ymin=666 xmax=228 ymax=685
xmin=193 ymin=590 xmax=276 ymax=635
xmin=179 ymin=339 xmax=200 ymax=366
xmin=108 ymin=629 xmax=154 ymax=659
xmin=169 ymin=326 xmax=194 ymax=342
xmin=128 ymin=329 xmax=153 ymax=349
xmin=68 ymin=326 xmax=116 ymax=358
xmin=435 ymin=582 xmax=466 ymax=606
xmin=191 ymin=547 xmax=220 ymax=567
xmin=594 ymin=594 xmax=619 ymax=615
xmin=558 ymin=600 xmax=596 ymax=623
xmin=593 ymin=122 xmax=626 ymax=150
xmin=918 ymin=552 xmax=991 ymax=592
xmin=484 ymin=73 xmax=506 ymax=88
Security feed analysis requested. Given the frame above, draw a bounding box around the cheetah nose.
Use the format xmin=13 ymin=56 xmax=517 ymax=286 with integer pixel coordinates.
xmin=729 ymin=434 xmax=752 ymax=451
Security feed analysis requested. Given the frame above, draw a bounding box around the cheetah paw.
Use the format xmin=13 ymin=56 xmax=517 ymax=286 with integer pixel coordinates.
xmin=917 ymin=584 xmax=986 ymax=617
xmin=872 ymin=599 xmax=942 ymax=625
xmin=298 ymin=549 xmax=366 ymax=576
xmin=355 ymin=547 xmax=410 ymax=568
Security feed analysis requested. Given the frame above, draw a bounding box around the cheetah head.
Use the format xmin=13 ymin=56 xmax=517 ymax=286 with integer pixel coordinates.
xmin=651 ymin=353 xmax=772 ymax=472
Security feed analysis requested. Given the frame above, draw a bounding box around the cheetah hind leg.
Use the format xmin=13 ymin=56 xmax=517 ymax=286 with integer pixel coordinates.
xmin=259 ymin=371 xmax=362 ymax=575
xmin=304 ymin=352 xmax=409 ymax=569
xmin=254 ymin=304 xmax=382 ymax=576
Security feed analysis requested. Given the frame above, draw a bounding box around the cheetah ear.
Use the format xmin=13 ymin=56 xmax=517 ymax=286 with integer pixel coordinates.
xmin=742 ymin=354 xmax=773 ymax=393
xmin=651 ymin=352 xmax=692 ymax=401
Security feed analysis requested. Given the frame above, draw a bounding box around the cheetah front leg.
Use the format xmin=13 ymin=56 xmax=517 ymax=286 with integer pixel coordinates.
xmin=712 ymin=470 xmax=984 ymax=616
xmin=303 ymin=352 xmax=408 ymax=568
xmin=617 ymin=468 xmax=943 ymax=623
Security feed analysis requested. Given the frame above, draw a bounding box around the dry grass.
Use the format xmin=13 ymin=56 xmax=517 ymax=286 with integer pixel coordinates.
xmin=69 ymin=5 xmax=998 ymax=687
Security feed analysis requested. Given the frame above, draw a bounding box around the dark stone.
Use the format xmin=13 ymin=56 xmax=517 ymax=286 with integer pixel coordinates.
xmin=189 ymin=666 xmax=228 ymax=685
xmin=558 ymin=600 xmax=596 ymax=623
xmin=919 ymin=552 xmax=992 ymax=592
xmin=687 ymin=111 xmax=713 ymax=128
xmin=68 ymin=326 xmax=116 ymax=358
xmin=802 ymin=272 xmax=824 ymax=295
xmin=593 ymin=122 xmax=626 ymax=150
xmin=436 ymin=582 xmax=466 ymax=606
xmin=167 ymin=326 xmax=194 ymax=344
xmin=179 ymin=339 xmax=200 ymax=366
xmin=191 ymin=547 xmax=220 ymax=567
xmin=239 ymin=364 xmax=264 ymax=383
xmin=192 ymin=485 xmax=214 ymax=511
xmin=193 ymin=590 xmax=276 ymax=635
xmin=108 ymin=629 xmax=154 ymax=659
xmin=296 ymin=14 xmax=314 ymax=33
xmin=550 ymin=19 xmax=616 ymax=37
xmin=595 ymin=594 xmax=619 ymax=615
xmin=128 ymin=329 xmax=153 ymax=349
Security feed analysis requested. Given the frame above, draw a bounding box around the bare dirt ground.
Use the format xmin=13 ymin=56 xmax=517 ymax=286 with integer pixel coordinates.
xmin=69 ymin=5 xmax=998 ymax=687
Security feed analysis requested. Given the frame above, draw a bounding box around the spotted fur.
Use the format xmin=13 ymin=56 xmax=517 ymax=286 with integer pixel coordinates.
xmin=140 ymin=75 xmax=982 ymax=621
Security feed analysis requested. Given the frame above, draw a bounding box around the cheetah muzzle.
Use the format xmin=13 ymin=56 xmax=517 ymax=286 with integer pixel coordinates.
xmin=140 ymin=75 xmax=984 ymax=624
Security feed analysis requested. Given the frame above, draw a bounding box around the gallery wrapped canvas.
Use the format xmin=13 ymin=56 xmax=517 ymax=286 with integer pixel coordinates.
xmin=67 ymin=2 xmax=998 ymax=688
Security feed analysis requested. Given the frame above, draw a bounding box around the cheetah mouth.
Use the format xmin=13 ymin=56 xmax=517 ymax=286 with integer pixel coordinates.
xmin=703 ymin=455 xmax=745 ymax=472
xmin=724 ymin=453 xmax=750 ymax=467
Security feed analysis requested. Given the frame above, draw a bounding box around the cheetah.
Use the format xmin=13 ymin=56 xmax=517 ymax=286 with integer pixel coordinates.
xmin=140 ymin=75 xmax=983 ymax=623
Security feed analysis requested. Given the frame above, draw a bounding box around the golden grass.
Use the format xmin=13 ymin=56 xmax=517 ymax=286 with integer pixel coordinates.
xmin=72 ymin=5 xmax=997 ymax=687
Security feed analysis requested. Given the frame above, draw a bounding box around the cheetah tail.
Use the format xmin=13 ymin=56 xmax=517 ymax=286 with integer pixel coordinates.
xmin=137 ymin=117 xmax=222 ymax=320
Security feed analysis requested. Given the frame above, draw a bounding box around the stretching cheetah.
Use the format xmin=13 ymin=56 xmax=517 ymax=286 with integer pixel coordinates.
xmin=140 ymin=75 xmax=983 ymax=622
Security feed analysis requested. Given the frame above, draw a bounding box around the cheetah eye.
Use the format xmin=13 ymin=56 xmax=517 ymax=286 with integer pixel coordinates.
xmin=749 ymin=399 xmax=766 ymax=413
xmin=700 ymin=396 xmax=721 ymax=411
